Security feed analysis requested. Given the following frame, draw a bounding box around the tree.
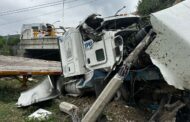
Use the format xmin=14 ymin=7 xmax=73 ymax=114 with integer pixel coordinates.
xmin=137 ymin=0 xmax=176 ymax=16
xmin=7 ymin=36 xmax=20 ymax=46
xmin=0 ymin=36 xmax=5 ymax=48
xmin=0 ymin=35 xmax=20 ymax=55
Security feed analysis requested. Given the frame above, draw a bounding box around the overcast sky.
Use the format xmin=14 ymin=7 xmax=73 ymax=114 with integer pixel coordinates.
xmin=0 ymin=0 xmax=139 ymax=35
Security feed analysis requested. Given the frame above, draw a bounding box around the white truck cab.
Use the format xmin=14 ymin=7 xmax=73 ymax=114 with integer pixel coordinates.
xmin=59 ymin=14 xmax=140 ymax=78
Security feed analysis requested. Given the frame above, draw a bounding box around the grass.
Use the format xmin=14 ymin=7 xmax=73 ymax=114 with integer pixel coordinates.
xmin=0 ymin=77 xmax=150 ymax=122
xmin=0 ymin=78 xmax=69 ymax=122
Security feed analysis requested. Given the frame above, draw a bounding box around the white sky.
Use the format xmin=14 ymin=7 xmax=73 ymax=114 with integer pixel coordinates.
xmin=0 ymin=0 xmax=139 ymax=35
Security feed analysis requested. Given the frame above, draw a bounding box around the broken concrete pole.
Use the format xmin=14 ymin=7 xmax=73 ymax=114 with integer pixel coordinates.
xmin=82 ymin=74 xmax=123 ymax=122
xmin=82 ymin=30 xmax=155 ymax=122
xmin=59 ymin=102 xmax=80 ymax=122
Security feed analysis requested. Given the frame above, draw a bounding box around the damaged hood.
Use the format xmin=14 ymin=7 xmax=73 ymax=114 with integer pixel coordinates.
xmin=102 ymin=15 xmax=139 ymax=30
xmin=146 ymin=0 xmax=190 ymax=90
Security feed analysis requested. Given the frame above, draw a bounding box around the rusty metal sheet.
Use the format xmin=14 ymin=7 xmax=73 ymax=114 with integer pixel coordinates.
xmin=146 ymin=0 xmax=190 ymax=90
xmin=0 ymin=55 xmax=62 ymax=75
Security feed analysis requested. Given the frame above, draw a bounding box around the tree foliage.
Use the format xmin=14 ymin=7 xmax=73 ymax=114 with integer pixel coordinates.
xmin=0 ymin=35 xmax=20 ymax=55
xmin=7 ymin=36 xmax=20 ymax=46
xmin=0 ymin=36 xmax=5 ymax=48
xmin=137 ymin=0 xmax=176 ymax=15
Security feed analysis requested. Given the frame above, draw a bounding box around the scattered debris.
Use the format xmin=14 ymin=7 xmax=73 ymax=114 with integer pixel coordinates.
xmin=59 ymin=102 xmax=80 ymax=122
xmin=28 ymin=108 xmax=52 ymax=121
xmin=16 ymin=76 xmax=60 ymax=107
xmin=149 ymin=98 xmax=185 ymax=122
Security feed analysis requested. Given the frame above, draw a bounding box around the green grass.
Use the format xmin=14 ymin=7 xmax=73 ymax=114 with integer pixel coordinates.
xmin=0 ymin=78 xmax=69 ymax=122
xmin=0 ymin=77 xmax=150 ymax=122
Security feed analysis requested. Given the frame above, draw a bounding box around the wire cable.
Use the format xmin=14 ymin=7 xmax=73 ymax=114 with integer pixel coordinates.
xmin=0 ymin=0 xmax=96 ymax=28
xmin=0 ymin=0 xmax=80 ymax=16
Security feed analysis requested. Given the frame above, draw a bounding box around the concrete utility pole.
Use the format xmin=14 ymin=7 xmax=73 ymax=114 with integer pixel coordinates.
xmin=6 ymin=34 xmax=9 ymax=46
xmin=62 ymin=0 xmax=65 ymax=26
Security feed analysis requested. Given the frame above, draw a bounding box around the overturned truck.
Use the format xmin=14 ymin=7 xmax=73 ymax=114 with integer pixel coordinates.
xmin=17 ymin=0 xmax=190 ymax=121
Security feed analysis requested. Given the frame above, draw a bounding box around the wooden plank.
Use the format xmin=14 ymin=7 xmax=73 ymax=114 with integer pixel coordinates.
xmin=0 ymin=55 xmax=62 ymax=75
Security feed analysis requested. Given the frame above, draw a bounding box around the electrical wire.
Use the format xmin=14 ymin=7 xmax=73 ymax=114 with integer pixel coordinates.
xmin=0 ymin=9 xmax=62 ymax=27
xmin=0 ymin=0 xmax=96 ymax=28
xmin=0 ymin=0 xmax=80 ymax=16
xmin=0 ymin=1 xmax=62 ymax=15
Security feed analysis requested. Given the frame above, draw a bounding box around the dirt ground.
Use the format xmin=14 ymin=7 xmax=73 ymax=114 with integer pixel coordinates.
xmin=55 ymin=95 xmax=151 ymax=122
xmin=0 ymin=77 xmax=152 ymax=122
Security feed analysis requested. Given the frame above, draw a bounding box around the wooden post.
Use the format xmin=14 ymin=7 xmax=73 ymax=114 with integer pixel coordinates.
xmin=22 ymin=75 xmax=28 ymax=88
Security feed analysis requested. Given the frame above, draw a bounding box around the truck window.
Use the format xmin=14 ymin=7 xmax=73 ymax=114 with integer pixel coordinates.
xmin=95 ymin=49 xmax=105 ymax=61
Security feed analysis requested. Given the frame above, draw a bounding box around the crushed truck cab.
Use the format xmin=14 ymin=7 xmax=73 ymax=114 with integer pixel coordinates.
xmin=58 ymin=14 xmax=162 ymax=95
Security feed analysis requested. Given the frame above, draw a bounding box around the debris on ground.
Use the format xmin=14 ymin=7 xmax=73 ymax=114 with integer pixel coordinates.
xmin=28 ymin=108 xmax=52 ymax=121
xmin=59 ymin=102 xmax=80 ymax=122
xmin=55 ymin=95 xmax=151 ymax=122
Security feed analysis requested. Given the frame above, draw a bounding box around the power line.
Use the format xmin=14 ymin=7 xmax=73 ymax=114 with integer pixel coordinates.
xmin=0 ymin=1 xmax=62 ymax=14
xmin=0 ymin=9 xmax=62 ymax=27
xmin=0 ymin=0 xmax=96 ymax=28
xmin=0 ymin=0 xmax=80 ymax=17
